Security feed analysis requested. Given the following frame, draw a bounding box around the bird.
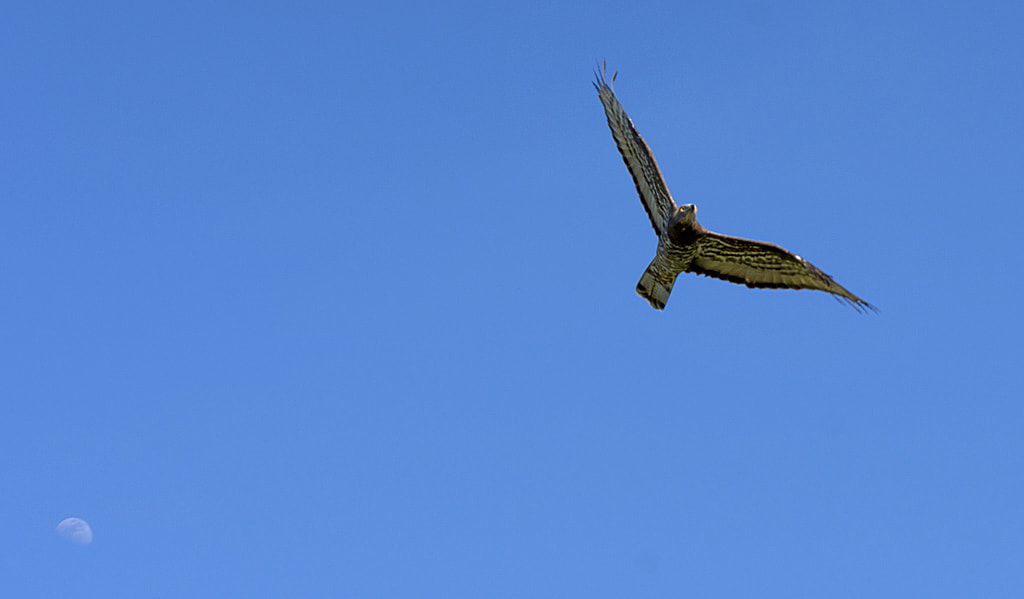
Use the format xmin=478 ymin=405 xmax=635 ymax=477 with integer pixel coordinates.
xmin=594 ymin=63 xmax=875 ymax=312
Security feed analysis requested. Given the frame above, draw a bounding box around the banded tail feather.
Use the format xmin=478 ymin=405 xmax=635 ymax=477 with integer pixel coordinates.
xmin=636 ymin=258 xmax=676 ymax=310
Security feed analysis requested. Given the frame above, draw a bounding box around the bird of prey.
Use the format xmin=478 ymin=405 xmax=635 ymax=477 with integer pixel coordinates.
xmin=594 ymin=64 xmax=875 ymax=312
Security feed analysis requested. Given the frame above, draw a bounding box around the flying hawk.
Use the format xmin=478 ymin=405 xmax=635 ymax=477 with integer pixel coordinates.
xmin=594 ymin=64 xmax=875 ymax=312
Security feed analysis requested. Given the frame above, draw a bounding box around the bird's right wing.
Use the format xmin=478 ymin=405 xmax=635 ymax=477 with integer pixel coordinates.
xmin=594 ymin=63 xmax=678 ymax=236
xmin=689 ymin=232 xmax=876 ymax=312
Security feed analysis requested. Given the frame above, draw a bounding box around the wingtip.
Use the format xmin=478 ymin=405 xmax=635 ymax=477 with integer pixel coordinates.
xmin=593 ymin=59 xmax=618 ymax=90
xmin=848 ymin=292 xmax=879 ymax=314
xmin=838 ymin=294 xmax=878 ymax=314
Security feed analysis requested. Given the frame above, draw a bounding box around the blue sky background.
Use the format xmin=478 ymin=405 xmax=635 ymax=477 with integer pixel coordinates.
xmin=3 ymin=1 xmax=1023 ymax=596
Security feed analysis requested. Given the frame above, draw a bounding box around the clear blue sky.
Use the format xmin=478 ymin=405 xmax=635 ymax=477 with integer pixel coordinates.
xmin=3 ymin=1 xmax=1023 ymax=596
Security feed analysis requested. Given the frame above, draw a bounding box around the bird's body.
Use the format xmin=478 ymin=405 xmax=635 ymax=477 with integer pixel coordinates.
xmin=594 ymin=64 xmax=875 ymax=312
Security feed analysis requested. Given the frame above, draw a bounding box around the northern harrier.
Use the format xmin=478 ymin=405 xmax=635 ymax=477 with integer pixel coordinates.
xmin=594 ymin=64 xmax=875 ymax=312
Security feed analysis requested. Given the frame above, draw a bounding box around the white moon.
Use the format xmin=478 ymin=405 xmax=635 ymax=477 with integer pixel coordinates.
xmin=56 ymin=517 xmax=93 ymax=545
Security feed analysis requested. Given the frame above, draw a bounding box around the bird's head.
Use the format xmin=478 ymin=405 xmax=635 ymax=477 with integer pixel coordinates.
xmin=667 ymin=203 xmax=701 ymax=242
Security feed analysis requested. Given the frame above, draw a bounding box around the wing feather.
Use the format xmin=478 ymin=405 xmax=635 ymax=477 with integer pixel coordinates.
xmin=689 ymin=232 xmax=876 ymax=312
xmin=594 ymin=63 xmax=677 ymax=236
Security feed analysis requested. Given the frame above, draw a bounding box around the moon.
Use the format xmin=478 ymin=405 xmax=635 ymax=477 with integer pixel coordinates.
xmin=56 ymin=517 xmax=93 ymax=545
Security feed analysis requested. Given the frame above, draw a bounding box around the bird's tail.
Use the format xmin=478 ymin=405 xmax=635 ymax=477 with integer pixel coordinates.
xmin=636 ymin=258 xmax=675 ymax=311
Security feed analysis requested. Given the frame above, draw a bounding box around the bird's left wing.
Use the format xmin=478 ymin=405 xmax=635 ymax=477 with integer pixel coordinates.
xmin=689 ymin=232 xmax=876 ymax=312
xmin=594 ymin=64 xmax=677 ymax=236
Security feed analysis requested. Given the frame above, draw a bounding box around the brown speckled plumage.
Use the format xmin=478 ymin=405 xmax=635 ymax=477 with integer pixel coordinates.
xmin=594 ymin=63 xmax=875 ymax=313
